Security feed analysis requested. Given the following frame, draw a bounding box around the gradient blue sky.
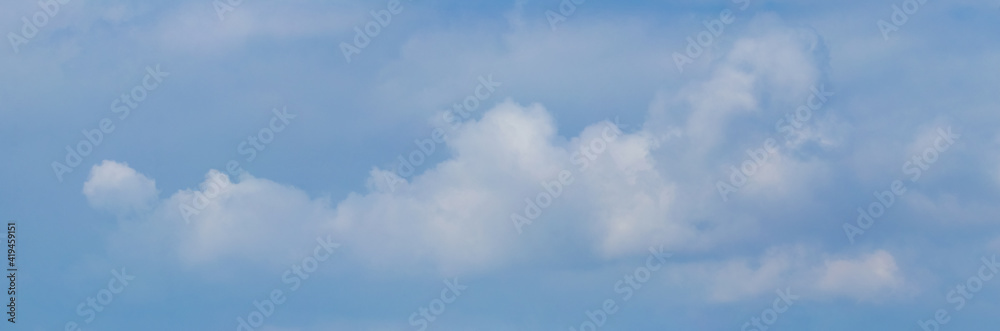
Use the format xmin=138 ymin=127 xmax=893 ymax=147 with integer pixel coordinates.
xmin=3 ymin=0 xmax=1000 ymax=330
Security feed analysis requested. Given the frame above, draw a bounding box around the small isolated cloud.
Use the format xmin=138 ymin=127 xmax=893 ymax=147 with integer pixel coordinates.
xmin=83 ymin=160 xmax=159 ymax=216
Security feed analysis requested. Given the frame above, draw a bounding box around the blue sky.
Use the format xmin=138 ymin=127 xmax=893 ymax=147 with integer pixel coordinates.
xmin=3 ymin=0 xmax=1000 ymax=330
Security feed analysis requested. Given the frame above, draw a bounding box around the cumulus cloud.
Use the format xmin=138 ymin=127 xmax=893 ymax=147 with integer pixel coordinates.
xmin=331 ymin=100 xmax=678 ymax=272
xmin=96 ymin=19 xmax=727 ymax=270
xmin=83 ymin=160 xmax=159 ymax=215
xmin=85 ymin=15 xmax=929 ymax=306
xmin=105 ymin=169 xmax=334 ymax=269
xmin=102 ymin=101 xmax=672 ymax=274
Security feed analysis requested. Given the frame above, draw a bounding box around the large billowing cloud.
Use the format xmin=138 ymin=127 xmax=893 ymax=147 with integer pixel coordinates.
xmin=4 ymin=0 xmax=1000 ymax=328
xmin=99 ymin=100 xmax=670 ymax=274
xmin=85 ymin=17 xmax=919 ymax=305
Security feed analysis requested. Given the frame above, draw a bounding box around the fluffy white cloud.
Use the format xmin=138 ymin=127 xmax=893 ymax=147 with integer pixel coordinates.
xmin=88 ymin=16 xmax=922 ymax=305
xmin=106 ymin=169 xmax=334 ymax=269
xmin=83 ymin=160 xmax=159 ymax=215
xmin=332 ymin=100 xmax=676 ymax=273
xmin=96 ymin=23 xmax=743 ymax=268
xmin=97 ymin=100 xmax=675 ymax=274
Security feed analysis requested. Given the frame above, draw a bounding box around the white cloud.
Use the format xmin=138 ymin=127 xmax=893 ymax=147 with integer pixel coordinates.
xmin=83 ymin=160 xmax=159 ymax=216
xmin=103 ymin=21 xmax=802 ymax=269
xmin=816 ymin=250 xmax=908 ymax=301
xmin=105 ymin=169 xmax=334 ymax=269
xmin=660 ymin=15 xmax=824 ymax=153
xmin=331 ymin=100 xmax=674 ymax=273
xmin=665 ymin=247 xmax=909 ymax=303
xmin=84 ymin=15 xmax=927 ymax=306
xmin=96 ymin=100 xmax=675 ymax=274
